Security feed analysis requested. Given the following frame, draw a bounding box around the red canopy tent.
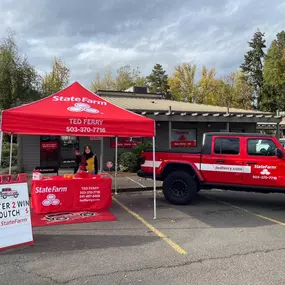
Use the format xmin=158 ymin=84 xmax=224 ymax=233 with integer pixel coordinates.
xmin=0 ymin=82 xmax=158 ymax=218
xmin=1 ymin=81 xmax=155 ymax=137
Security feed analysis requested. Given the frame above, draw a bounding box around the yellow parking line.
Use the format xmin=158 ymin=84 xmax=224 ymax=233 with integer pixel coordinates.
xmin=113 ymin=197 xmax=187 ymax=255
xmin=204 ymin=194 xmax=285 ymax=227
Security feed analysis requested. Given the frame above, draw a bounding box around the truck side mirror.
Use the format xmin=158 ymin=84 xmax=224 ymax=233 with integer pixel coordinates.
xmin=276 ymin=148 xmax=284 ymax=159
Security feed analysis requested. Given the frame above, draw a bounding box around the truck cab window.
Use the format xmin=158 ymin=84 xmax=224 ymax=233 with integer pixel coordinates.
xmin=214 ymin=138 xmax=240 ymax=155
xmin=247 ymin=139 xmax=277 ymax=156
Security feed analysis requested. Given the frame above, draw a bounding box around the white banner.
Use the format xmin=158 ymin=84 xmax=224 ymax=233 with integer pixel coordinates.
xmin=0 ymin=182 xmax=33 ymax=250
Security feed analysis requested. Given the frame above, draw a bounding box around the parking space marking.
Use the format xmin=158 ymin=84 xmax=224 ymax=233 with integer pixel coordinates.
xmin=113 ymin=196 xmax=187 ymax=255
xmin=204 ymin=194 xmax=285 ymax=227
xmin=126 ymin=177 xmax=146 ymax=188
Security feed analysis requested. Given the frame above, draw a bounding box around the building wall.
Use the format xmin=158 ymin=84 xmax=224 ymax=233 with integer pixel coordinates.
xmin=20 ymin=122 xmax=257 ymax=171
xmin=20 ymin=135 xmax=40 ymax=170
xmin=83 ymin=121 xmax=257 ymax=169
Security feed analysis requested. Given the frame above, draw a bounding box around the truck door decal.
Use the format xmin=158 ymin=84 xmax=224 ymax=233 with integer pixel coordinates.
xmin=195 ymin=163 xmax=251 ymax=173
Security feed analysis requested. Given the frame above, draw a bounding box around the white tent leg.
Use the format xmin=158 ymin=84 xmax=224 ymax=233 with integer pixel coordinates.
xmin=153 ymin=136 xmax=157 ymax=220
xmin=9 ymin=134 xmax=13 ymax=175
xmin=100 ymin=137 xmax=103 ymax=173
xmin=115 ymin=136 xmax=118 ymax=195
xmin=0 ymin=131 xmax=3 ymax=170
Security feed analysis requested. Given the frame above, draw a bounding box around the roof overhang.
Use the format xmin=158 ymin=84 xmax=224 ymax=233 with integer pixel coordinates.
xmin=133 ymin=111 xmax=282 ymax=124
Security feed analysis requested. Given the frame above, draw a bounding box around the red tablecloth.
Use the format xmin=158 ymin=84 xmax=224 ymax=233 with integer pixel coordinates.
xmin=31 ymin=175 xmax=112 ymax=214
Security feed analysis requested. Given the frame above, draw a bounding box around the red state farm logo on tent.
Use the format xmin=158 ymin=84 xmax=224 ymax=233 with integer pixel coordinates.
xmin=67 ymin=103 xmax=101 ymax=114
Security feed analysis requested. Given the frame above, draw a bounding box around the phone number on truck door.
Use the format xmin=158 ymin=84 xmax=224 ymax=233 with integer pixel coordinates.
xmin=66 ymin=127 xmax=106 ymax=133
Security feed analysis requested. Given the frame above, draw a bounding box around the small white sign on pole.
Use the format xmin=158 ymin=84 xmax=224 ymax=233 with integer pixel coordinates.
xmin=106 ymin=161 xmax=113 ymax=171
xmin=0 ymin=179 xmax=33 ymax=251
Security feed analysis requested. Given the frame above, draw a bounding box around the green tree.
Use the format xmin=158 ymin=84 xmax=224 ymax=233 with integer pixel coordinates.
xmin=260 ymin=83 xmax=285 ymax=112
xmin=196 ymin=66 xmax=221 ymax=105
xmin=262 ymin=31 xmax=285 ymax=112
xmin=240 ymin=29 xmax=266 ymax=109
xmin=263 ymin=31 xmax=285 ymax=85
xmin=102 ymin=65 xmax=116 ymax=90
xmin=115 ymin=65 xmax=141 ymax=91
xmin=0 ymin=32 xmax=41 ymax=110
xmin=41 ymin=57 xmax=70 ymax=97
xmin=135 ymin=76 xmax=147 ymax=87
xmin=90 ymin=72 xmax=104 ymax=92
xmin=91 ymin=66 xmax=116 ymax=92
xmin=216 ymin=73 xmax=236 ymax=108
xmin=168 ymin=63 xmax=197 ymax=102
xmin=215 ymin=70 xmax=253 ymax=110
xmin=233 ymin=70 xmax=254 ymax=109
xmin=146 ymin=63 xmax=169 ymax=94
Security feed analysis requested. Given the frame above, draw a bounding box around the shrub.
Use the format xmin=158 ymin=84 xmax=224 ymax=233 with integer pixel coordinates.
xmin=133 ymin=141 xmax=153 ymax=157
xmin=1 ymin=143 xmax=17 ymax=168
xmin=119 ymin=152 xmax=138 ymax=172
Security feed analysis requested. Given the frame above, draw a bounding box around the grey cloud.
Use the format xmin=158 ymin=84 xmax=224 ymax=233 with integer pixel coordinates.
xmin=0 ymin=0 xmax=284 ymax=86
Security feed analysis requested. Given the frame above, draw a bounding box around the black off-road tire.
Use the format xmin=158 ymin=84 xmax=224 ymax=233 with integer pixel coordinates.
xmin=163 ymin=171 xmax=198 ymax=205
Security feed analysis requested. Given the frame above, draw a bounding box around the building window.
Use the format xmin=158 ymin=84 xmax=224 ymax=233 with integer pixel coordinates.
xmin=40 ymin=136 xmax=79 ymax=167
xmin=214 ymin=138 xmax=240 ymax=155
xmin=247 ymin=139 xmax=277 ymax=156
xmin=60 ymin=136 xmax=79 ymax=167
xmin=40 ymin=136 xmax=60 ymax=167
xmin=171 ymin=129 xmax=197 ymax=147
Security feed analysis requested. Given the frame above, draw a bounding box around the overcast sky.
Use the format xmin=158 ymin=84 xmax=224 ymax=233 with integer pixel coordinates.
xmin=0 ymin=0 xmax=284 ymax=87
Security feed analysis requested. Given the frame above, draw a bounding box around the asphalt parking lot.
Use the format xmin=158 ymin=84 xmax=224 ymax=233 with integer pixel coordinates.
xmin=3 ymin=188 xmax=285 ymax=284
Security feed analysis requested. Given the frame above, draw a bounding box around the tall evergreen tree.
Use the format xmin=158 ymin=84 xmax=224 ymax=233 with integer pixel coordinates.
xmin=261 ymin=30 xmax=285 ymax=112
xmin=240 ymin=29 xmax=266 ymax=109
xmin=263 ymin=31 xmax=285 ymax=86
xmin=146 ymin=63 xmax=169 ymax=95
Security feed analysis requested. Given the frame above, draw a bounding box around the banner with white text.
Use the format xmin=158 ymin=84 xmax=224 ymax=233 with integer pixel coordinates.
xmin=0 ymin=182 xmax=33 ymax=250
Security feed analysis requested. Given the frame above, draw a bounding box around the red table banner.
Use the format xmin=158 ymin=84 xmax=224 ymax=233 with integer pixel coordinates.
xmin=31 ymin=176 xmax=112 ymax=214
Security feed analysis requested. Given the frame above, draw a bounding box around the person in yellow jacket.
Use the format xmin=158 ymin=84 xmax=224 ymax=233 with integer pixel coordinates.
xmin=82 ymin=145 xmax=98 ymax=174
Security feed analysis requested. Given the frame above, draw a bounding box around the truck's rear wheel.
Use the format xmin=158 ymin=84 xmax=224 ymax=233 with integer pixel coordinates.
xmin=163 ymin=171 xmax=197 ymax=205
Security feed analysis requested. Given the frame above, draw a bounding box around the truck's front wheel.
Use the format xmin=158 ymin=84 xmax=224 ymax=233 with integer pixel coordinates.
xmin=163 ymin=171 xmax=197 ymax=205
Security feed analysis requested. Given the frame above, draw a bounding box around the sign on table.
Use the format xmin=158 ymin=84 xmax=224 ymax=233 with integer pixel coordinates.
xmin=0 ymin=180 xmax=33 ymax=251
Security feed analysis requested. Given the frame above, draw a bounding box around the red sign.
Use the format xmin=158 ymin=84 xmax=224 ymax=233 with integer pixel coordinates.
xmin=40 ymin=142 xmax=59 ymax=150
xmin=171 ymin=141 xmax=197 ymax=147
xmin=31 ymin=175 xmax=112 ymax=214
xmin=171 ymin=129 xmax=197 ymax=148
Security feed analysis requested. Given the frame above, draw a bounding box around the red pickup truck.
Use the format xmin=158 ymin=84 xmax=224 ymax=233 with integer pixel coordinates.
xmin=138 ymin=132 xmax=285 ymax=205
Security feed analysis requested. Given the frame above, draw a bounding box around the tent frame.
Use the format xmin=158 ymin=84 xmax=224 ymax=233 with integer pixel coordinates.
xmin=113 ymin=136 xmax=157 ymax=219
xmin=0 ymin=130 xmax=157 ymax=220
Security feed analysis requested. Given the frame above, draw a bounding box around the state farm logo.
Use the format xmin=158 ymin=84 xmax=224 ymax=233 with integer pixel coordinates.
xmin=42 ymin=194 xmax=60 ymax=206
xmin=261 ymin=169 xmax=270 ymax=175
xmin=67 ymin=103 xmax=100 ymax=114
